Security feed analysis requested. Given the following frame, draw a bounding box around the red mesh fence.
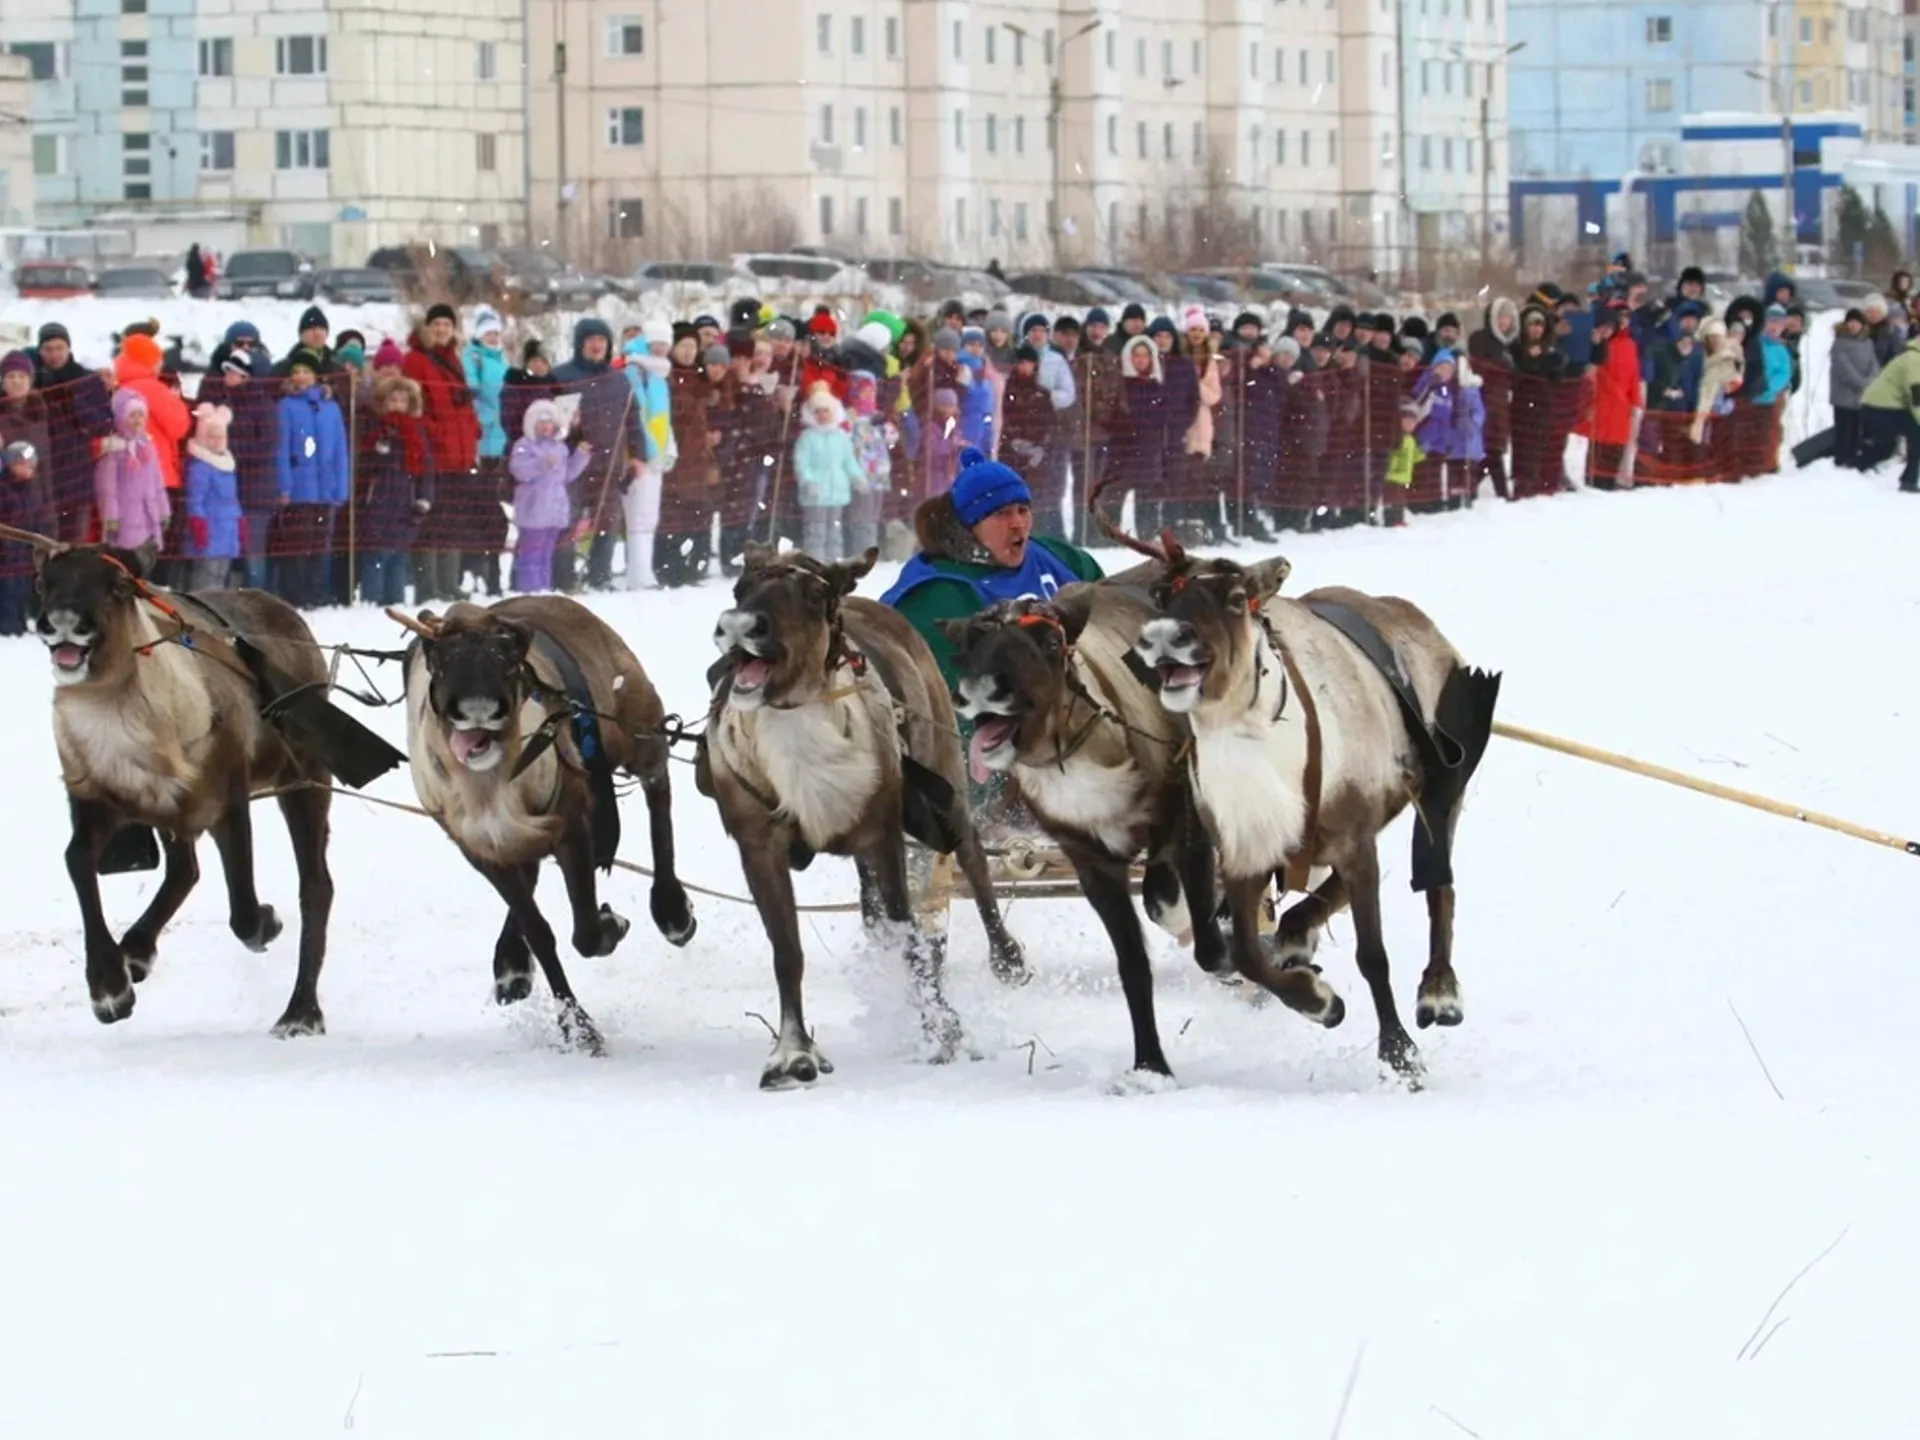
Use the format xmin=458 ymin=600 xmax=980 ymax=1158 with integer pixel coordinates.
xmin=5 ymin=352 xmax=1791 ymax=603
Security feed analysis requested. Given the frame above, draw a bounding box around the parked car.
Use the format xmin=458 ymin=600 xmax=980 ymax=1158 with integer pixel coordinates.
xmin=219 ymin=249 xmax=317 ymax=300
xmin=731 ymin=252 xmax=866 ymax=291
xmin=1007 ymin=271 xmax=1127 ymax=306
xmin=15 ymin=260 xmax=93 ymax=299
xmin=314 ymin=267 xmax=400 ymax=304
xmin=365 ymin=245 xmax=500 ymax=304
xmin=496 ymin=247 xmax=602 ymax=311
xmin=624 ymin=260 xmax=737 ymax=299
xmin=92 ymin=265 xmax=176 ymax=300
xmin=1167 ymin=272 xmax=1253 ymax=306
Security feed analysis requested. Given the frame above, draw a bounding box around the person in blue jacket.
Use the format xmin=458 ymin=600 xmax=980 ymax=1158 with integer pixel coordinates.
xmin=1751 ymin=306 xmax=1796 ymax=407
xmin=275 ymin=347 xmax=349 ymax=607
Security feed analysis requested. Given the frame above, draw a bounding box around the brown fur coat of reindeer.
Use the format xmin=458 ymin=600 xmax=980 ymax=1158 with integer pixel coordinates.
xmin=703 ymin=542 xmax=1026 ymax=1089
xmin=24 ymin=534 xmax=402 ymax=1033
xmin=939 ymin=573 xmax=1230 ymax=1084
xmin=1124 ymin=522 xmax=1501 ymax=1083
xmin=395 ymin=596 xmax=695 ymax=1056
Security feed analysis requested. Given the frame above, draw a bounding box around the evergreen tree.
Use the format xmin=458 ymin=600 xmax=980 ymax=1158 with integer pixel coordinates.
xmin=1866 ymin=207 xmax=1905 ymax=277
xmin=1836 ymin=187 xmax=1871 ymax=274
xmin=1740 ymin=191 xmax=1779 ymax=279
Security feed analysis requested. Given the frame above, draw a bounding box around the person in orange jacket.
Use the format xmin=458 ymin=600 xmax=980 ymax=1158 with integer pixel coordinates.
xmin=1588 ymin=300 xmax=1645 ymax=490
xmin=112 ymin=331 xmax=190 ymax=492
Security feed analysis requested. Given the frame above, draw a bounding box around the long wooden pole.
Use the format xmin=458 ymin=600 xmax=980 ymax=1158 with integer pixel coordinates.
xmin=1492 ymin=721 xmax=1920 ymax=858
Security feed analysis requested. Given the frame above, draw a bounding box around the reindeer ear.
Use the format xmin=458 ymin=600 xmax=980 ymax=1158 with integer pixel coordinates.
xmin=936 ymin=617 xmax=973 ymax=646
xmin=496 ymin=616 xmax=535 ymax=656
xmin=1051 ymin=583 xmax=1097 ymax=644
xmin=827 ymin=547 xmax=879 ymax=595
xmin=1245 ymin=556 xmax=1292 ymax=605
xmin=742 ymin=539 xmax=778 ymax=572
xmin=30 ymin=538 xmax=61 ymax=576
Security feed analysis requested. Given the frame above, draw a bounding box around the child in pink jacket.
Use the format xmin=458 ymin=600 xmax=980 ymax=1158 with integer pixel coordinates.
xmin=95 ymin=385 xmax=170 ymax=550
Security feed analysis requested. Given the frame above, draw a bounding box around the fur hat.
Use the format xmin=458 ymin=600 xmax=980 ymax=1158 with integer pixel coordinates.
xmin=949 ymin=447 xmax=1031 ymax=528
xmin=522 ymin=396 xmax=563 ymax=438
xmin=729 ymin=297 xmax=761 ymax=330
xmin=192 ymin=402 xmax=232 ymax=448
xmin=372 ymin=373 xmax=423 ymax=415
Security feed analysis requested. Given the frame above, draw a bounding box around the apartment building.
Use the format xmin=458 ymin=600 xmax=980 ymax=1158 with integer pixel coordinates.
xmin=0 ymin=52 xmax=31 ymax=227
xmin=2 ymin=0 xmax=528 ymax=262
xmin=523 ymin=0 xmax=1507 ymax=274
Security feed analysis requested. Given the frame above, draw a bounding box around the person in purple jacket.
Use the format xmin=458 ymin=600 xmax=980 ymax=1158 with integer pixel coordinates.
xmin=508 ymin=397 xmax=591 ymax=592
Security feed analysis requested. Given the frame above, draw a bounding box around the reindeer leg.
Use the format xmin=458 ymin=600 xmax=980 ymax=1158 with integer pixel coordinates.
xmin=855 ymin=859 xmax=886 ymax=929
xmin=1270 ymin=871 xmax=1350 ymax=973
xmin=270 ymin=785 xmax=333 ymax=1038
xmin=873 ymin=831 xmax=966 ymax=1063
xmin=734 ymin=824 xmax=832 ymax=1088
xmin=67 ymin=798 xmax=136 ymax=1024
xmin=1416 ymin=883 xmax=1463 ymax=1028
xmin=492 ymin=863 xmax=536 ymax=1004
xmin=471 ymin=853 xmax=602 ymax=1056
xmin=1335 ymin=839 xmax=1422 ymax=1083
xmin=557 ymin=816 xmax=630 ymax=959
xmin=1223 ymin=872 xmax=1347 ymax=1028
xmin=1171 ymin=814 xmax=1231 ymax=978
xmin=209 ymin=777 xmax=280 ymax=956
xmin=1066 ymin=841 xmax=1175 ymax=1085
xmin=951 ymin=820 xmax=1029 ymax=986
xmin=638 ymin=761 xmax=695 ymax=946
xmin=120 ymin=831 xmax=201 ymax=985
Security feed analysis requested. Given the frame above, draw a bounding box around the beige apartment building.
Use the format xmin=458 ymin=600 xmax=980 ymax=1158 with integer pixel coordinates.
xmin=524 ymin=0 xmax=1494 ymax=275
xmin=0 ymin=51 xmax=32 ymax=230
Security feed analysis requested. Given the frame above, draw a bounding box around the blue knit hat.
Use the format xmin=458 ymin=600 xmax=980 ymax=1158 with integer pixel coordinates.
xmin=950 ymin=448 xmax=1032 ymax=528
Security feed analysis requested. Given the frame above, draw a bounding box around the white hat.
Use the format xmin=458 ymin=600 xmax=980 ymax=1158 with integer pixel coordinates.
xmin=855 ymin=321 xmax=893 ymax=353
xmin=642 ymin=318 xmax=672 ymax=348
xmin=470 ymin=305 xmax=503 ymax=339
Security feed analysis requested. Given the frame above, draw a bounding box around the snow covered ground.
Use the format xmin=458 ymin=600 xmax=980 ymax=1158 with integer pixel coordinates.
xmin=1 ymin=453 xmax=1915 ymax=1437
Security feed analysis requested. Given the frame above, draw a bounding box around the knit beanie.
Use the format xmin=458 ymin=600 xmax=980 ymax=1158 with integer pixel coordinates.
xmin=373 ymin=339 xmax=405 ymax=370
xmin=425 ymin=302 xmax=457 ymax=326
xmin=932 ymin=327 xmax=962 ymax=354
xmin=120 ymin=332 xmax=163 ymax=371
xmin=949 ymin=447 xmax=1032 ymax=529
xmin=1084 ymin=307 xmax=1112 ymax=329
xmin=288 ymin=346 xmax=324 ymax=376
xmin=854 ymin=321 xmax=892 ymax=354
xmin=37 ymin=322 xmax=70 ymax=346
xmin=297 ymin=305 xmax=330 ymax=335
xmin=470 ymin=306 xmax=504 ymax=340
xmin=193 ymin=402 xmax=232 ymax=448
xmin=642 ymin=318 xmax=673 ymax=349
xmin=701 ymin=343 xmax=731 ymax=367
xmin=0 ymin=349 xmax=34 ymax=378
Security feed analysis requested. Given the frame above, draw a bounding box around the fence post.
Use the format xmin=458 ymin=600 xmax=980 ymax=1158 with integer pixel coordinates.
xmin=345 ymin=383 xmax=358 ymax=603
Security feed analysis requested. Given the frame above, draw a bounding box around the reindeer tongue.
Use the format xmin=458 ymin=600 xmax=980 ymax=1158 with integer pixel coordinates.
xmin=734 ymin=656 xmax=773 ymax=690
xmin=50 ymin=645 xmax=87 ymax=671
xmin=967 ymin=716 xmax=1017 ymax=783
xmin=449 ymin=728 xmax=494 ymax=762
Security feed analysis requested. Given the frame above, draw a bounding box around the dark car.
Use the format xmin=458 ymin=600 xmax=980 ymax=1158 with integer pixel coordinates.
xmin=496 ymin=247 xmax=601 ymax=311
xmin=314 ymin=266 xmax=400 ymax=304
xmin=367 ymin=244 xmax=501 ymax=304
xmin=92 ymin=266 xmax=176 ymax=300
xmin=219 ymin=248 xmax=316 ymax=300
xmin=1007 ymin=271 xmax=1127 ymax=306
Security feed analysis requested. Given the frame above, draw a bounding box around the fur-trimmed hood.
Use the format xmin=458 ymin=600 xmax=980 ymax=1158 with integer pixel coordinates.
xmin=372 ymin=373 xmax=424 ymax=415
xmin=912 ymin=492 xmax=997 ymax=566
xmin=522 ymin=396 xmax=567 ymax=439
xmin=802 ymin=386 xmax=848 ymax=429
xmin=1119 ymin=333 xmax=1163 ymax=383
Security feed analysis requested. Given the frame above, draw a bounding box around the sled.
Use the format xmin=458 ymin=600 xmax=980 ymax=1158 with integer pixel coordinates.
xmin=1792 ymin=426 xmax=1835 ymax=468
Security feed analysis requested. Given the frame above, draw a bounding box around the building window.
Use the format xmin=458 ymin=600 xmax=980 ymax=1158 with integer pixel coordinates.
xmin=955 ymin=197 xmax=966 ymax=239
xmin=1442 ymin=137 xmax=1453 ymax=169
xmin=885 ymin=17 xmax=899 ymax=59
xmin=606 ymin=107 xmax=645 ymax=146
xmin=1015 ymin=31 xmax=1026 ymax=67
xmin=818 ymin=14 xmax=832 ymax=54
xmin=1798 ymin=16 xmax=1812 ymax=43
xmin=954 ymin=108 xmax=965 ymax=150
xmin=275 ymin=36 xmax=328 ymax=76
xmin=1276 ymin=129 xmax=1286 ymax=164
xmin=32 ymin=134 xmax=62 ymax=176
xmin=1136 ymin=38 xmax=1146 ymax=75
xmin=1302 ymin=130 xmax=1311 ymax=165
xmin=1275 ymin=48 xmax=1283 ymax=82
xmin=985 ymin=113 xmax=997 ymax=153
xmin=1136 ymin=120 xmax=1146 ymax=159
xmin=890 ymin=107 xmax=902 ymax=145
xmin=1108 ymin=114 xmax=1118 ymax=154
xmin=476 ymin=132 xmax=497 ymax=170
xmin=1646 ymin=77 xmax=1674 ymax=111
xmin=1162 ymin=39 xmax=1173 ymax=76
xmin=989 ymin=198 xmax=1002 ymax=236
xmin=125 ymin=182 xmax=151 ymax=200
xmin=1192 ymin=121 xmax=1202 ymax=162
xmin=1191 ymin=39 xmax=1201 ymax=74
xmin=1798 ymin=78 xmax=1812 ymax=103
xmin=1162 ymin=121 xmax=1173 ymax=159
xmin=854 ymin=107 xmax=866 ymax=148
xmin=1105 ymin=30 xmax=1115 ymax=70
xmin=476 ymin=41 xmax=497 ymax=81
xmin=1250 ymin=127 xmax=1261 ymax=172
xmin=1646 ymin=16 xmax=1672 ymax=43
xmin=1422 ymin=60 xmax=1431 ymax=96
xmin=7 ymin=42 xmax=64 ymax=81
xmin=1325 ymin=49 xmax=1334 ymax=84
xmin=820 ymin=104 xmax=834 ymax=143
xmin=1464 ymin=138 xmax=1475 ymax=173
xmin=1015 ymin=202 xmax=1029 ymax=241
xmin=1298 ymin=49 xmax=1307 ymax=84
xmin=851 ymin=16 xmax=865 ymax=56
xmin=274 ymin=129 xmax=330 ymax=170
xmin=199 ymin=131 xmax=236 ymax=172
xmin=985 ymin=26 xmax=996 ymax=64
xmin=1250 ymin=42 xmax=1258 ymax=80
xmin=605 ymin=17 xmax=644 ymax=57
xmin=820 ymin=195 xmax=834 ymax=235
xmin=1328 ymin=130 xmax=1337 ymax=165
xmin=608 ymin=199 xmax=644 ymax=239
xmin=197 ymin=38 xmax=232 ymax=78
xmin=1420 ymin=134 xmax=1431 ymax=169
xmin=856 ymin=196 xmax=869 ymax=236
xmin=121 ymin=0 xmax=145 ymax=12
xmin=953 ymin=21 xmax=964 ymax=61
xmin=889 ymin=196 xmax=903 ymax=235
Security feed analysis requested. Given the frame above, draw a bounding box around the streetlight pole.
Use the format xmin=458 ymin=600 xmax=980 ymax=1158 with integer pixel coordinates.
xmin=1454 ymin=40 xmax=1523 ymax=274
xmin=554 ymin=34 xmax=568 ymax=251
xmin=1009 ymin=17 xmax=1100 ymax=269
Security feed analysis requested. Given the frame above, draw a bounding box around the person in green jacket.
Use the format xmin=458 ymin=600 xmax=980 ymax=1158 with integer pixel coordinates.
xmin=880 ymin=446 xmax=1103 ymax=828
xmin=1859 ymin=335 xmax=1920 ymax=491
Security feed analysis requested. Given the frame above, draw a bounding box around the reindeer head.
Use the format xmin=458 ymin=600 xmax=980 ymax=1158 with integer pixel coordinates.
xmin=939 ymin=591 xmax=1094 ymax=775
xmin=32 ymin=540 xmax=161 ymax=688
xmin=711 ymin=541 xmax=877 ymax=711
xmin=400 ymin=606 xmax=535 ymax=774
xmin=1133 ymin=554 xmax=1293 ymax=715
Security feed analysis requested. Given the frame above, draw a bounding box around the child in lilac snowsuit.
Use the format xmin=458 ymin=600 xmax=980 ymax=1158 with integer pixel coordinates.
xmin=508 ymin=397 xmax=591 ymax=591
xmin=95 ymin=386 xmax=170 ymax=551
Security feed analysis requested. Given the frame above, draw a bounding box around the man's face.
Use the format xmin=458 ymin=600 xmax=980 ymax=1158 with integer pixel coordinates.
xmin=1682 ymin=280 xmax=1703 ymax=300
xmin=1085 ymin=322 xmax=1110 ymax=347
xmin=1055 ymin=329 xmax=1079 ymax=356
xmin=583 ymin=335 xmax=609 ymax=364
xmin=1627 ymin=285 xmax=1647 ymax=308
xmin=1016 ymin=359 xmax=1037 ymax=379
xmin=1152 ymin=331 xmax=1174 ymax=354
xmin=1679 ymin=315 xmax=1699 ymax=337
xmin=1438 ymin=324 xmax=1459 ymax=347
xmin=301 ymin=325 xmax=328 ymax=351
xmin=1023 ymin=325 xmax=1048 ymax=351
xmin=697 ymin=324 xmax=720 ymax=348
xmin=973 ymin=502 xmax=1032 ymax=569
xmin=40 ymin=338 xmax=69 ymax=370
xmin=427 ymin=317 xmax=455 ymax=347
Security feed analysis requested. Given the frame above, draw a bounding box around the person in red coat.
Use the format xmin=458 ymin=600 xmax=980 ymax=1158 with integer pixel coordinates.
xmin=1588 ymin=300 xmax=1644 ymax=490
xmin=402 ymin=303 xmax=481 ymax=599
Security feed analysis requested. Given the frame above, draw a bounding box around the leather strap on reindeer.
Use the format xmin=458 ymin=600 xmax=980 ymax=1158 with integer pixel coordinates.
xmin=515 ymin=629 xmax=622 ymax=873
xmin=1270 ymin=637 xmax=1324 ymax=897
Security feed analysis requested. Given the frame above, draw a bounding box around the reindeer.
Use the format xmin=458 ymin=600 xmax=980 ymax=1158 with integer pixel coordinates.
xmin=393 ymin=596 xmax=696 ymax=1056
xmin=26 ymin=536 xmax=404 ymax=1033
xmin=704 ymin=542 xmax=1027 ymax=1089
xmin=940 ymin=577 xmax=1230 ymax=1084
xmin=1126 ymin=527 xmax=1501 ymax=1082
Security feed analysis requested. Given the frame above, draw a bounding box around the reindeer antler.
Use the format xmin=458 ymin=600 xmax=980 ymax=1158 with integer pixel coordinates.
xmin=1084 ymin=474 xmax=1189 ymax=569
xmin=0 ymin=522 xmax=66 ymax=553
xmin=384 ymin=606 xmax=444 ymax=640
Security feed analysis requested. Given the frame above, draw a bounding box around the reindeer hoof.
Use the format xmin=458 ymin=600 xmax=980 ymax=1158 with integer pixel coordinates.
xmin=494 ymin=972 xmax=534 ymax=1005
xmin=1108 ymin=1065 xmax=1180 ymax=1097
xmin=1380 ymin=1032 xmax=1424 ymax=1085
xmin=556 ymin=1002 xmax=606 ymax=1057
xmin=271 ymin=1006 xmax=326 ymax=1038
xmin=989 ymin=938 xmax=1030 ymax=987
xmin=123 ymin=934 xmax=157 ymax=984
xmin=242 ymin=906 xmax=283 ymax=955
xmin=588 ymin=904 xmax=630 ymax=958
xmin=1416 ymin=981 xmax=1464 ymax=1029
xmin=651 ymin=885 xmax=697 ymax=947
xmin=920 ymin=1003 xmax=967 ymax=1064
xmin=1272 ymin=965 xmax=1345 ymax=1027
xmin=760 ymin=1044 xmax=834 ymax=1090
xmin=91 ymin=987 xmax=136 ymax=1025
